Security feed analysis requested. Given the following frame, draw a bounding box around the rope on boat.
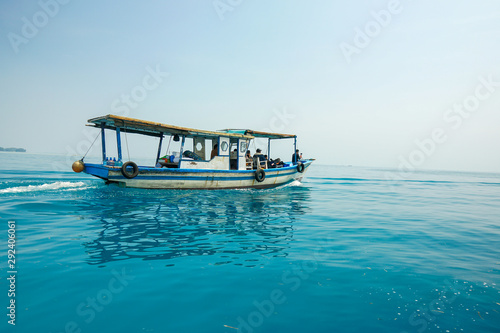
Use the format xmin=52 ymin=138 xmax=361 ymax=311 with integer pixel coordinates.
xmin=251 ymin=138 xmax=257 ymax=152
xmin=165 ymin=135 xmax=172 ymax=155
xmin=81 ymin=131 xmax=101 ymax=161
xmin=123 ymin=127 xmax=131 ymax=162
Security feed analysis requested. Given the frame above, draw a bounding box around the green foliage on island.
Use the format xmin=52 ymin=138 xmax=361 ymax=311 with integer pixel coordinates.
xmin=0 ymin=147 xmax=26 ymax=152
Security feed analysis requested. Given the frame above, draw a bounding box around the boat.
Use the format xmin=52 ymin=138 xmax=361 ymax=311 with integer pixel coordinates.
xmin=72 ymin=114 xmax=314 ymax=189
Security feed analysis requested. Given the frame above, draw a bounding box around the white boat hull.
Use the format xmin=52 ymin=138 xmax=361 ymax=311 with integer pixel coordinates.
xmin=83 ymin=160 xmax=313 ymax=190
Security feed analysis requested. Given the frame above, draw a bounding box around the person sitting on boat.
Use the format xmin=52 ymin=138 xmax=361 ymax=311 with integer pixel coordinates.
xmin=183 ymin=150 xmax=202 ymax=161
xmin=292 ymin=149 xmax=302 ymax=165
xmin=210 ymin=144 xmax=218 ymax=159
xmin=274 ymin=158 xmax=284 ymax=168
xmin=245 ymin=150 xmax=253 ymax=170
xmin=253 ymin=149 xmax=266 ymax=169
xmin=265 ymin=155 xmax=276 ymax=168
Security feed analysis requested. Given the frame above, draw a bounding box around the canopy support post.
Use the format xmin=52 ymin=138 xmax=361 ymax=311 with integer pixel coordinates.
xmin=156 ymin=133 xmax=164 ymax=166
xmin=267 ymin=138 xmax=271 ymax=159
xmin=116 ymin=127 xmax=122 ymax=162
xmin=179 ymin=135 xmax=186 ymax=167
xmin=101 ymin=122 xmax=106 ymax=163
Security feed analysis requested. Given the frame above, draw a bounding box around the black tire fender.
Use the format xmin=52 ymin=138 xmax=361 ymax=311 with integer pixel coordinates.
xmin=297 ymin=162 xmax=305 ymax=173
xmin=121 ymin=161 xmax=139 ymax=179
xmin=255 ymin=169 xmax=266 ymax=182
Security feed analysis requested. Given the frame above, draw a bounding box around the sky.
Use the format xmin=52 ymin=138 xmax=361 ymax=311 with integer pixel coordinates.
xmin=1 ymin=0 xmax=500 ymax=173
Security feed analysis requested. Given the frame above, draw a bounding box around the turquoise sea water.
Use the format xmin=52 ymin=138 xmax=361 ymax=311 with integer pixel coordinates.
xmin=1 ymin=152 xmax=499 ymax=333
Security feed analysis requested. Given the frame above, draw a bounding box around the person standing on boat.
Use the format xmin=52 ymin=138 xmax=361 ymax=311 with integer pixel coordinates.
xmin=230 ymin=148 xmax=238 ymax=169
xmin=292 ymin=149 xmax=302 ymax=164
xmin=211 ymin=144 xmax=218 ymax=159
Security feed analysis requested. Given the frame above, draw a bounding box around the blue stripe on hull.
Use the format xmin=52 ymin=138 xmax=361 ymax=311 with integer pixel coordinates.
xmin=107 ymin=171 xmax=297 ymax=181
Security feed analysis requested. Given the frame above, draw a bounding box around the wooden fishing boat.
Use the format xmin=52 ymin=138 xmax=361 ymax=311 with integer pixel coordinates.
xmin=72 ymin=114 xmax=313 ymax=189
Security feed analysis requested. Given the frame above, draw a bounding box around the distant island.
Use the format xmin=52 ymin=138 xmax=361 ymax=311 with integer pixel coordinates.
xmin=0 ymin=147 xmax=26 ymax=152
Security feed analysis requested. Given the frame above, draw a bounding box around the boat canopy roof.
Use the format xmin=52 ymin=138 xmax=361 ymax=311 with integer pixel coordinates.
xmin=87 ymin=115 xmax=296 ymax=140
xmin=218 ymin=129 xmax=296 ymax=140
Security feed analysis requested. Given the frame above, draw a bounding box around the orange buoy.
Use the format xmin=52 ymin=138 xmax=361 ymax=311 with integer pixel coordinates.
xmin=72 ymin=160 xmax=84 ymax=173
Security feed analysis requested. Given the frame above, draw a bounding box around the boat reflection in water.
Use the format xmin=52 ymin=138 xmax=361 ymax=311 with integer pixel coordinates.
xmin=83 ymin=184 xmax=311 ymax=267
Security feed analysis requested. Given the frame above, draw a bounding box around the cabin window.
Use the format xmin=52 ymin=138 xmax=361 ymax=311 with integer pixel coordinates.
xmin=192 ymin=137 xmax=208 ymax=160
xmin=221 ymin=141 xmax=229 ymax=152
xmin=240 ymin=141 xmax=247 ymax=153
xmin=217 ymin=137 xmax=230 ymax=157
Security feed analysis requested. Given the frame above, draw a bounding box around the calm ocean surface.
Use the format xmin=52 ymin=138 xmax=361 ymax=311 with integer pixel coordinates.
xmin=1 ymin=152 xmax=499 ymax=333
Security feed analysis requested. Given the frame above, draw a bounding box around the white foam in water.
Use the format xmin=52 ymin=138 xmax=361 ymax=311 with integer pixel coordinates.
xmin=0 ymin=181 xmax=87 ymax=194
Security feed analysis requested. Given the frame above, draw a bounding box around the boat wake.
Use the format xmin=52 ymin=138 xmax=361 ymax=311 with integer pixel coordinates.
xmin=287 ymin=180 xmax=303 ymax=187
xmin=0 ymin=181 xmax=87 ymax=194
